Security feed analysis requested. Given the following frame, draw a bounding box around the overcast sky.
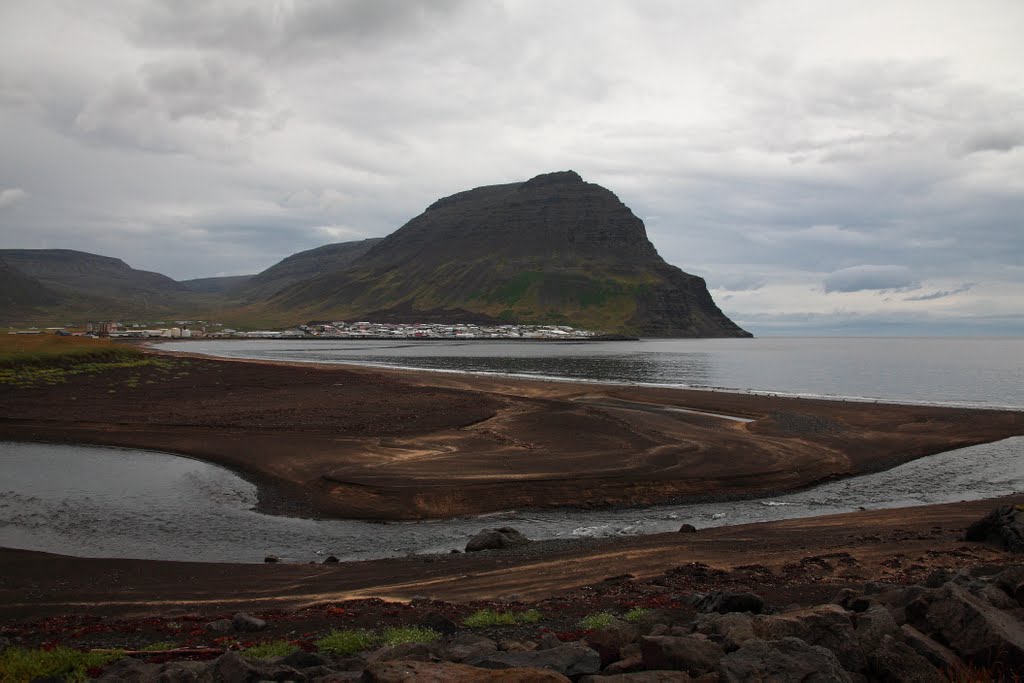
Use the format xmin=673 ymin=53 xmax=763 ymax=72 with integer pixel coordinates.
xmin=1 ymin=1 xmax=1021 ymax=335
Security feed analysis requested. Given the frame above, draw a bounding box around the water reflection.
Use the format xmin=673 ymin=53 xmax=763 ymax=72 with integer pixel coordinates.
xmin=162 ymin=337 xmax=1024 ymax=409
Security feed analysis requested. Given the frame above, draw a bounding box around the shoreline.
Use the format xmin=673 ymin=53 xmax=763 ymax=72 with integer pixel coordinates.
xmin=3 ymin=349 xmax=1023 ymax=521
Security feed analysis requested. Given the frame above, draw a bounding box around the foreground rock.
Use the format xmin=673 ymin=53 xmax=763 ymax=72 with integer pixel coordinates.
xmin=465 ymin=527 xmax=532 ymax=552
xmin=965 ymin=504 xmax=1024 ymax=552
xmin=72 ymin=559 xmax=1024 ymax=682
xmin=718 ymin=637 xmax=852 ymax=682
xmin=466 ymin=643 xmax=601 ymax=677
xmin=363 ymin=660 xmax=571 ymax=682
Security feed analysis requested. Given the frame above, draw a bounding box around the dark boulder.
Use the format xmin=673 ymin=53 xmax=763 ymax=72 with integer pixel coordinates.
xmin=208 ymin=650 xmax=302 ymax=682
xmin=639 ymin=635 xmax=724 ymax=676
xmin=866 ymin=635 xmax=941 ymax=683
xmin=362 ymin=660 xmax=570 ymax=682
xmin=692 ymin=591 xmax=765 ymax=615
xmin=965 ymin=505 xmax=1024 ymax=551
xmin=717 ymin=637 xmax=853 ymax=683
xmin=752 ymin=604 xmax=865 ymax=672
xmin=445 ymin=634 xmax=498 ymax=663
xmin=678 ymin=524 xmax=697 ymax=533
xmin=232 ymin=611 xmax=267 ymax=632
xmin=907 ymin=581 xmax=1024 ymax=668
xmin=584 ymin=619 xmax=640 ymax=666
xmin=900 ymin=624 xmax=964 ymax=671
xmin=466 ymin=643 xmax=601 ymax=677
xmin=465 ymin=527 xmax=531 ymax=552
xmin=422 ymin=610 xmax=458 ymax=636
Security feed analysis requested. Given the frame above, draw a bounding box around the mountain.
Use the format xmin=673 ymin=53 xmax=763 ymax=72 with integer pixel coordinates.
xmin=0 ymin=249 xmax=188 ymax=300
xmin=0 ymin=257 xmax=60 ymax=311
xmin=267 ymin=171 xmax=750 ymax=337
xmin=182 ymin=275 xmax=254 ymax=294
xmin=238 ymin=238 xmax=382 ymax=301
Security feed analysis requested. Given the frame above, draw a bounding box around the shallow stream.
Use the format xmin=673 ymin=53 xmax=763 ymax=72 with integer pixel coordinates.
xmin=2 ymin=437 xmax=1022 ymax=563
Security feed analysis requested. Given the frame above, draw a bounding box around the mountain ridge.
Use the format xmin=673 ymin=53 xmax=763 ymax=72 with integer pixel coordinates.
xmin=264 ymin=171 xmax=749 ymax=337
xmin=1 ymin=172 xmax=749 ymax=337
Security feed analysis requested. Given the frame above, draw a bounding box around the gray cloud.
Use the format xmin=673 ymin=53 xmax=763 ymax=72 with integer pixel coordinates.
xmin=0 ymin=1 xmax=1021 ymax=334
xmin=824 ymin=266 xmax=919 ymax=293
xmin=904 ymin=284 xmax=975 ymax=302
xmin=958 ymin=127 xmax=1024 ymax=156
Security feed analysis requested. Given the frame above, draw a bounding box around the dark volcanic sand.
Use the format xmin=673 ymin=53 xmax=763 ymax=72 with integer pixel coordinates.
xmin=3 ymin=353 xmax=1024 ymax=647
xmin=1 ymin=351 xmax=1022 ymax=520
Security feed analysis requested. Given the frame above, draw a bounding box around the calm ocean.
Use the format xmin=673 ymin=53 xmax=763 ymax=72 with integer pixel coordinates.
xmin=161 ymin=337 xmax=1024 ymax=410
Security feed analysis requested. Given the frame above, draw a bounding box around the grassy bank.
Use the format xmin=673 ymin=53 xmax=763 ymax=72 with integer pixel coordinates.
xmin=0 ymin=334 xmax=156 ymax=387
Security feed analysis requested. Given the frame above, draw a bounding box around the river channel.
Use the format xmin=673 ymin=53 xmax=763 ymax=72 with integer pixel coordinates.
xmin=2 ymin=437 xmax=1022 ymax=563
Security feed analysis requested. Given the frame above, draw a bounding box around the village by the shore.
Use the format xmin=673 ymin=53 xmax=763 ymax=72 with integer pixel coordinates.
xmin=7 ymin=320 xmax=601 ymax=340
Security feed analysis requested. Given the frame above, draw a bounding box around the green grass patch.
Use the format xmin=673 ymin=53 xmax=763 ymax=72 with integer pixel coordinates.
xmin=314 ymin=629 xmax=377 ymax=657
xmin=379 ymin=626 xmax=442 ymax=647
xmin=624 ymin=607 xmax=649 ymax=623
xmin=140 ymin=641 xmax=177 ymax=652
xmin=0 ymin=357 xmax=173 ymax=387
xmin=578 ymin=612 xmax=616 ymax=630
xmin=241 ymin=640 xmax=298 ymax=659
xmin=463 ymin=608 xmax=543 ymax=628
xmin=0 ymin=646 xmax=124 ymax=682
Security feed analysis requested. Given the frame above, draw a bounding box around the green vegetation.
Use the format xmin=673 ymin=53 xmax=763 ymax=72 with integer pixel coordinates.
xmin=0 ymin=334 xmax=142 ymax=366
xmin=578 ymin=612 xmax=616 ymax=630
xmin=379 ymin=626 xmax=443 ymax=646
xmin=463 ymin=608 xmax=542 ymax=628
xmin=141 ymin=641 xmax=177 ymax=652
xmin=241 ymin=640 xmax=299 ymax=659
xmin=0 ymin=646 xmax=124 ymax=683
xmin=315 ymin=629 xmax=377 ymax=656
xmin=314 ymin=625 xmax=441 ymax=656
xmin=624 ymin=607 xmax=649 ymax=623
xmin=0 ymin=334 xmax=161 ymax=387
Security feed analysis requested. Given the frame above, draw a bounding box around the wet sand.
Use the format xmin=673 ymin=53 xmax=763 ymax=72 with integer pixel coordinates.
xmin=1 ymin=351 xmax=1022 ymax=520
xmin=1 ymin=496 xmax=1019 ymax=621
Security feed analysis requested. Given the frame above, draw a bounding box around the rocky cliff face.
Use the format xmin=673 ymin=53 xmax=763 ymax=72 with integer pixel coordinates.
xmin=270 ymin=171 xmax=750 ymax=337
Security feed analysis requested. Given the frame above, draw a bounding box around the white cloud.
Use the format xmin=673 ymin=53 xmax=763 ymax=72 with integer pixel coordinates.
xmin=0 ymin=188 xmax=28 ymax=208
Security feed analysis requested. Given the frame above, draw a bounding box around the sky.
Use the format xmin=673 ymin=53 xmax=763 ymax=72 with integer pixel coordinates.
xmin=1 ymin=1 xmax=1022 ymax=336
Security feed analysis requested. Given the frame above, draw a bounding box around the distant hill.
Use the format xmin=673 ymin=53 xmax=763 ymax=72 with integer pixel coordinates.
xmin=181 ymin=275 xmax=254 ymax=294
xmin=0 ymin=241 xmax=386 ymax=324
xmin=266 ymin=171 xmax=750 ymax=337
xmin=0 ymin=249 xmax=195 ymax=322
xmin=0 ymin=249 xmax=187 ymax=299
xmin=238 ymin=238 xmax=382 ymax=301
xmin=0 ymin=257 xmax=60 ymax=311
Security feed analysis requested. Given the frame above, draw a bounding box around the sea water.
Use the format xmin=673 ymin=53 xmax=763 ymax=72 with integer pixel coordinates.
xmin=159 ymin=337 xmax=1024 ymax=410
